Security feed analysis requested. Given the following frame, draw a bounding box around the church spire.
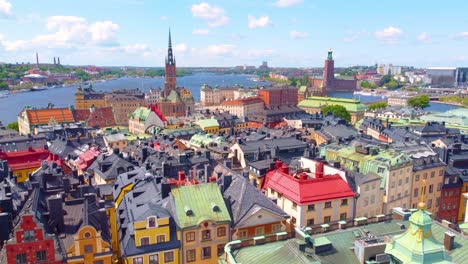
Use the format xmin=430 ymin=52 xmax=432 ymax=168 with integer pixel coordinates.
xmin=166 ymin=28 xmax=175 ymax=65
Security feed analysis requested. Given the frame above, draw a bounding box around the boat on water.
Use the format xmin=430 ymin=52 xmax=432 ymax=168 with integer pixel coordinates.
xmin=0 ymin=93 xmax=8 ymax=98
xmin=30 ymin=86 xmax=47 ymax=92
xmin=353 ymin=90 xmax=373 ymax=96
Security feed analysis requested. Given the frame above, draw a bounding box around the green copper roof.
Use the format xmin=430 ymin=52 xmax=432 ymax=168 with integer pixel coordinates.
xmin=385 ymin=207 xmax=451 ymax=264
xmin=196 ymin=117 xmax=219 ymax=130
xmin=298 ymin=96 xmax=367 ymax=112
xmin=189 ymin=133 xmax=224 ymax=147
xmin=167 ymin=89 xmax=182 ymax=103
xmin=172 ymin=183 xmax=231 ymax=229
xmin=130 ymin=107 xmax=150 ymax=121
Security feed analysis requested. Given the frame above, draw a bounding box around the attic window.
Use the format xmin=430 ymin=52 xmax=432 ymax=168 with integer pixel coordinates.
xmin=147 ymin=216 xmax=157 ymax=228
xmin=185 ymin=206 xmax=193 ymax=216
xmin=211 ymin=203 xmax=220 ymax=212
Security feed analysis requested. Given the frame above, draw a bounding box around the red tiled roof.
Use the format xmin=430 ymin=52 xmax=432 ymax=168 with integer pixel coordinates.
xmin=149 ymin=104 xmax=167 ymax=122
xmin=264 ymin=167 xmax=354 ymax=204
xmin=87 ymin=107 xmax=116 ymax=128
xmin=0 ymin=148 xmax=50 ymax=170
xmin=73 ymin=109 xmax=91 ymax=122
xmin=26 ymin=108 xmax=75 ymax=125
xmin=75 ymin=147 xmax=100 ymax=170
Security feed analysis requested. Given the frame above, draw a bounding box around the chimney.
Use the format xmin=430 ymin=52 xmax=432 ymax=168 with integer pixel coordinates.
xmin=161 ymin=162 xmax=169 ymax=177
xmin=444 ymin=232 xmax=455 ymax=251
xmin=315 ymin=162 xmax=324 ymax=178
xmin=178 ymin=171 xmax=185 ymax=182
xmin=300 ymin=172 xmax=308 ymax=180
xmin=275 ymin=160 xmax=283 ymax=169
xmin=161 ymin=182 xmax=171 ymax=199
xmin=141 ymin=147 xmax=148 ymax=162
xmin=224 ymin=159 xmax=232 ymax=169
xmin=223 ymin=175 xmax=232 ymax=193
xmin=242 ymin=171 xmax=249 ymax=179
xmin=47 ymin=194 xmax=64 ymax=233
xmin=280 ymin=164 xmax=289 ymax=175
xmin=204 ymin=164 xmax=210 ymax=182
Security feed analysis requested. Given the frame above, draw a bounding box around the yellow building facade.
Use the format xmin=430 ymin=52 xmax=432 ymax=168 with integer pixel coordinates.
xmin=66 ymin=226 xmax=113 ymax=264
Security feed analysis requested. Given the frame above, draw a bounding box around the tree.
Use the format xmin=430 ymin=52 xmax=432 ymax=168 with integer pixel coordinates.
xmin=321 ymin=105 xmax=351 ymax=123
xmin=360 ymin=80 xmax=377 ymax=89
xmin=368 ymin=102 xmax=388 ymax=111
xmin=0 ymin=81 xmax=8 ymax=90
xmin=75 ymin=69 xmax=90 ymax=81
xmin=7 ymin=121 xmax=18 ymax=131
xmin=385 ymin=79 xmax=399 ymax=90
xmin=408 ymin=94 xmax=430 ymax=109
xmin=380 ymin=74 xmax=392 ymax=85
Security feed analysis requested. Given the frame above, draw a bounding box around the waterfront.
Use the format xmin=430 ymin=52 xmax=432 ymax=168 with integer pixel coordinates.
xmin=0 ymin=73 xmax=461 ymax=124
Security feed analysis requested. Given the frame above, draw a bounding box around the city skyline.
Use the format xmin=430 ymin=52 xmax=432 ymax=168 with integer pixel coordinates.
xmin=1 ymin=0 xmax=468 ymax=67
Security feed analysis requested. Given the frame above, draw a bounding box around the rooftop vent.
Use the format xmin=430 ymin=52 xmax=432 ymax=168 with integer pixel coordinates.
xmin=185 ymin=206 xmax=193 ymax=216
xmin=211 ymin=203 xmax=220 ymax=212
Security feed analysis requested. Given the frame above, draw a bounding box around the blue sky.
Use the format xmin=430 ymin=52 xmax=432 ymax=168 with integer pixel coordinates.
xmin=0 ymin=0 xmax=467 ymax=67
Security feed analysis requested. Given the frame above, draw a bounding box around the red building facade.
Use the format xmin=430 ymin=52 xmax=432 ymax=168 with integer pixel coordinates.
xmin=438 ymin=171 xmax=462 ymax=223
xmin=5 ymin=214 xmax=63 ymax=264
xmin=258 ymin=86 xmax=298 ymax=107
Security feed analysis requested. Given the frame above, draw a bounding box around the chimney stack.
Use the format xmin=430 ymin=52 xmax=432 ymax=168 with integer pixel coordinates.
xmin=161 ymin=182 xmax=171 ymax=199
xmin=47 ymin=194 xmax=64 ymax=233
xmin=178 ymin=171 xmax=185 ymax=183
xmin=315 ymin=162 xmax=324 ymax=178
xmin=444 ymin=232 xmax=455 ymax=251
xmin=222 ymin=175 xmax=232 ymax=193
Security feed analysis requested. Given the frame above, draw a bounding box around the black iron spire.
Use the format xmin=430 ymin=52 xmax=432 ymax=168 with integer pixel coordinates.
xmin=166 ymin=28 xmax=175 ymax=65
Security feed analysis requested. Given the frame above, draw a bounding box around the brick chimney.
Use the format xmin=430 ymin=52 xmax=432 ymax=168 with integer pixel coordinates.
xmin=280 ymin=164 xmax=289 ymax=175
xmin=300 ymin=172 xmax=308 ymax=181
xmin=178 ymin=171 xmax=185 ymax=183
xmin=444 ymin=232 xmax=455 ymax=251
xmin=315 ymin=162 xmax=324 ymax=178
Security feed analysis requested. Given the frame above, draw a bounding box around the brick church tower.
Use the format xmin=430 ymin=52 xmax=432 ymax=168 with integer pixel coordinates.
xmin=322 ymin=48 xmax=335 ymax=94
xmin=164 ymin=29 xmax=177 ymax=97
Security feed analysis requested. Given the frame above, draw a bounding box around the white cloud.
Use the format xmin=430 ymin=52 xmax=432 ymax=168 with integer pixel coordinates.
xmin=290 ymin=30 xmax=308 ymax=39
xmin=247 ymin=49 xmax=275 ymax=57
xmin=248 ymin=15 xmax=270 ymax=29
xmin=121 ymin=44 xmax=150 ymax=53
xmin=160 ymin=16 xmax=169 ymax=21
xmin=1 ymin=16 xmax=120 ymax=51
xmin=274 ymin=0 xmax=303 ymax=7
xmin=453 ymin=32 xmax=468 ymax=40
xmin=192 ymin=29 xmax=210 ymax=35
xmin=344 ymin=30 xmax=368 ymax=42
xmin=0 ymin=0 xmax=12 ymax=18
xmin=201 ymin=44 xmax=237 ymax=56
xmin=416 ymin=32 xmax=431 ymax=43
xmin=375 ymin=26 xmax=404 ymax=43
xmin=174 ymin=43 xmax=188 ymax=53
xmin=191 ymin=3 xmax=229 ymax=27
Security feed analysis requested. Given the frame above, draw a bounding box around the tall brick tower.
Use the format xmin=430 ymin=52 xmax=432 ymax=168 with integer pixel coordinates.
xmin=164 ymin=29 xmax=177 ymax=97
xmin=322 ymin=48 xmax=335 ymax=95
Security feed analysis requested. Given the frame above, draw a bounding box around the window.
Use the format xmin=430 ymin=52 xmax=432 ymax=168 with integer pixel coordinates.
xmin=340 ymin=213 xmax=347 ymax=220
xmin=431 ymin=171 xmax=435 ymax=178
xmin=447 ymin=203 xmax=451 ymax=210
xmin=307 ymin=204 xmax=315 ymax=211
xmin=164 ymin=251 xmax=174 ymax=263
xmin=437 ymin=183 xmax=442 ymax=191
xmin=202 ymin=230 xmax=211 ymax=241
xmin=292 ymin=202 xmax=297 ymax=210
xmin=238 ymin=230 xmax=248 ymax=238
xmin=217 ymin=227 xmax=226 ymax=237
xmin=423 ymin=173 xmax=428 ymax=179
xmin=133 ymin=257 xmax=143 ymax=264
xmin=272 ymin=224 xmax=282 ymax=232
xmin=445 ymin=178 xmax=450 ymax=184
xmin=202 ymin=246 xmax=212 ymax=259
xmin=16 ymin=253 xmax=27 ymax=264
xmin=186 ymin=249 xmax=196 ymax=262
xmin=140 ymin=237 xmax=150 ymax=246
xmin=255 ymin=227 xmax=264 ymax=236
xmin=217 ymin=244 xmax=224 ymax=256
xmin=414 ymin=188 xmax=418 ymax=198
xmin=156 ymin=235 xmax=165 ymax=243
xmin=378 ymin=167 xmax=385 ymax=173
xmin=429 ymin=184 xmax=433 ymax=193
xmin=436 ymin=197 xmax=440 ymax=207
xmin=278 ymin=193 xmax=283 ymax=199
xmin=24 ymin=230 xmax=35 ymax=241
xmin=36 ymin=250 xmax=46 ymax=262
xmin=147 ymin=217 xmax=156 ymax=228
xmin=307 ymin=219 xmax=315 ymax=226
xmin=149 ymin=255 xmax=159 ymax=264
xmin=186 ymin=231 xmax=195 ymax=242
xmin=370 ymin=195 xmax=375 ymax=204
xmin=364 ymin=198 xmax=369 ymax=207
xmin=325 ymin=202 xmax=332 ymax=208
xmin=324 ymin=216 xmax=331 ymax=223
xmin=84 ymin=244 xmax=93 ymax=254
xmin=415 ymin=175 xmax=420 ymax=181
xmin=439 ymin=170 xmax=444 ymax=176
xmin=391 ymin=181 xmax=395 ymax=188
xmin=405 ymin=177 xmax=409 ymax=184
xmin=428 ymin=199 xmax=433 ymax=209
xmin=341 ymin=199 xmax=348 ymax=206
xmin=398 ymin=179 xmax=402 ymax=186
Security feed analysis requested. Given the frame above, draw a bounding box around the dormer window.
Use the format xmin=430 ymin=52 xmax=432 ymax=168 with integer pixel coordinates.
xmin=147 ymin=216 xmax=157 ymax=228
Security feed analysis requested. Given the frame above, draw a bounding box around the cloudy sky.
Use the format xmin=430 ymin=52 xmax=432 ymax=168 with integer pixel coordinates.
xmin=1 ymin=0 xmax=468 ymax=67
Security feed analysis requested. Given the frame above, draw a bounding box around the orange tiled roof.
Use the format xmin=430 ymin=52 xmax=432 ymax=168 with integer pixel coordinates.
xmin=26 ymin=108 xmax=75 ymax=125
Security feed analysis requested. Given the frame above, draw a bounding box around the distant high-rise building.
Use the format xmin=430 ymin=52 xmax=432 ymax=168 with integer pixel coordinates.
xmin=53 ymin=57 xmax=56 ymax=65
xmin=57 ymin=57 xmax=61 ymax=65
xmin=35 ymin=52 xmax=39 ymax=68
